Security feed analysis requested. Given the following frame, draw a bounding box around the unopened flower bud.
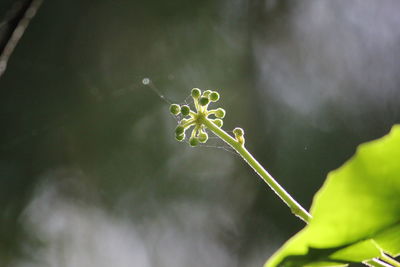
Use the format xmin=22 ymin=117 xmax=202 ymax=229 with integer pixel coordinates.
xmin=175 ymin=125 xmax=185 ymax=135
xmin=189 ymin=137 xmax=199 ymax=147
xmin=215 ymin=108 xmax=225 ymax=118
xmin=191 ymin=88 xmax=201 ymax=98
xmin=233 ymin=127 xmax=245 ymax=145
xmin=233 ymin=127 xmax=244 ymax=137
xmin=169 ymin=104 xmax=181 ymax=115
xmin=202 ymin=90 xmax=212 ymax=97
xmin=199 ymin=97 xmax=209 ymax=106
xmin=209 ymin=91 xmax=220 ymax=102
xmin=198 ymin=132 xmax=208 ymax=143
xmin=175 ymin=133 xmax=185 ymax=142
xmin=213 ymin=119 xmax=223 ymax=127
xmin=180 ymin=105 xmax=190 ymax=116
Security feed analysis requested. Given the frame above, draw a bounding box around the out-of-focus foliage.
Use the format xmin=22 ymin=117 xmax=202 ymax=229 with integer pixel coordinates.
xmin=266 ymin=125 xmax=400 ymax=266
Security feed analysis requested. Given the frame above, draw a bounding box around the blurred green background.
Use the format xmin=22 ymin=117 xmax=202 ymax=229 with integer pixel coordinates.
xmin=0 ymin=0 xmax=399 ymax=266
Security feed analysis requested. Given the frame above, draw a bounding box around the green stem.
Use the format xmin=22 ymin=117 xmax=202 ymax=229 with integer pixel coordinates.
xmin=364 ymin=259 xmax=394 ymax=267
xmin=203 ymin=118 xmax=312 ymax=223
xmin=380 ymin=254 xmax=400 ymax=267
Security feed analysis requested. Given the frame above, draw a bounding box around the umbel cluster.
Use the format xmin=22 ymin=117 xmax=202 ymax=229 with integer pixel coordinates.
xmin=169 ymin=88 xmax=244 ymax=147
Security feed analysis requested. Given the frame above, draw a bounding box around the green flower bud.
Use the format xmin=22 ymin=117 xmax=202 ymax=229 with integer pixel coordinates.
xmin=215 ymin=108 xmax=225 ymax=118
xmin=175 ymin=133 xmax=185 ymax=142
xmin=169 ymin=104 xmax=181 ymax=115
xmin=198 ymin=132 xmax=208 ymax=143
xmin=233 ymin=127 xmax=244 ymax=136
xmin=213 ymin=119 xmax=223 ymax=127
xmin=175 ymin=125 xmax=185 ymax=135
xmin=202 ymin=90 xmax=212 ymax=97
xmin=191 ymin=88 xmax=201 ymax=98
xmin=209 ymin=91 xmax=220 ymax=102
xmin=233 ymin=127 xmax=245 ymax=145
xmin=180 ymin=105 xmax=190 ymax=116
xmin=189 ymin=137 xmax=199 ymax=147
xmin=199 ymin=97 xmax=209 ymax=106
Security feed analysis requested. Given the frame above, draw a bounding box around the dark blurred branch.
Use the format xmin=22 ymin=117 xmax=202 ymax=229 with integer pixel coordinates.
xmin=0 ymin=0 xmax=43 ymax=79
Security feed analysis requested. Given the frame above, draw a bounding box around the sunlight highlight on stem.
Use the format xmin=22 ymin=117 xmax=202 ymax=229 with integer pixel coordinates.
xmin=365 ymin=259 xmax=394 ymax=267
xmin=202 ymin=118 xmax=312 ymax=223
xmin=380 ymin=254 xmax=400 ymax=267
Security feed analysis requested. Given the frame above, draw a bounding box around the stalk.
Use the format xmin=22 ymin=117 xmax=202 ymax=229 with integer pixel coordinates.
xmin=364 ymin=259 xmax=395 ymax=267
xmin=202 ymin=118 xmax=312 ymax=223
xmin=380 ymin=254 xmax=400 ymax=267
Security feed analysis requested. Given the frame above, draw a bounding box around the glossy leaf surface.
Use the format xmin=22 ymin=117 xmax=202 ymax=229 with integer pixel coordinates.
xmin=266 ymin=125 xmax=400 ymax=266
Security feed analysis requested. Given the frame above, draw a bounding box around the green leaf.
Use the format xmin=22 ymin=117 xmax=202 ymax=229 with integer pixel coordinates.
xmin=265 ymin=125 xmax=400 ymax=267
xmin=373 ymin=223 xmax=400 ymax=257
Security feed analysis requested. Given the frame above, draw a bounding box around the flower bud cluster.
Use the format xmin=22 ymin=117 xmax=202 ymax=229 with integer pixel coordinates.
xmin=170 ymin=88 xmax=245 ymax=147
